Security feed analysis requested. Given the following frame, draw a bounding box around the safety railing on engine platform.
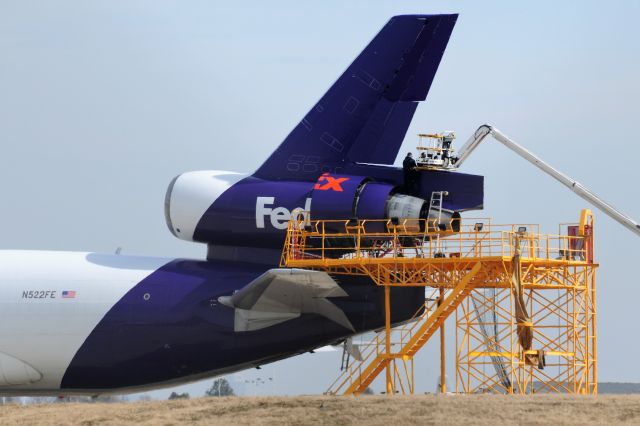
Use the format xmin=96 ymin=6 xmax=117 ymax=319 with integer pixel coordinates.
xmin=281 ymin=214 xmax=594 ymax=270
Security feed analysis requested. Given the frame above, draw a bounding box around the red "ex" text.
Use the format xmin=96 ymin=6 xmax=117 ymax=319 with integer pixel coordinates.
xmin=313 ymin=173 xmax=349 ymax=192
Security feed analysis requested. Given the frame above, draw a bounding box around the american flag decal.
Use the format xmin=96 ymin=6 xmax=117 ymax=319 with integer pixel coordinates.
xmin=62 ymin=291 xmax=76 ymax=299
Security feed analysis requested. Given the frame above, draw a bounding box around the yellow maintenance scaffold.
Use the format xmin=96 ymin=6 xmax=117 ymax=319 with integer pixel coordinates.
xmin=280 ymin=210 xmax=597 ymax=395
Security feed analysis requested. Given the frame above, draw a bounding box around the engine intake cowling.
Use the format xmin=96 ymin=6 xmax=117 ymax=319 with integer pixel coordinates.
xmin=164 ymin=171 xmax=248 ymax=241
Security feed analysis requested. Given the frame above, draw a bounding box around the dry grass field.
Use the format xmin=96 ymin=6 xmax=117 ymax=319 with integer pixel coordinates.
xmin=1 ymin=394 xmax=640 ymax=425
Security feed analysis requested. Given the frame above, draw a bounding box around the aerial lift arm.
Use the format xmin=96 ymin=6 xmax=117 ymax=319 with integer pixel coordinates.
xmin=454 ymin=124 xmax=640 ymax=237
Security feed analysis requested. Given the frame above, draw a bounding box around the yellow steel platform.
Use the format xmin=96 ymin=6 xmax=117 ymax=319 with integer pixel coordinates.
xmin=280 ymin=211 xmax=597 ymax=395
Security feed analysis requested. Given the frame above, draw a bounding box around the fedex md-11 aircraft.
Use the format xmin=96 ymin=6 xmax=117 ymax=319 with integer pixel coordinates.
xmin=0 ymin=14 xmax=483 ymax=394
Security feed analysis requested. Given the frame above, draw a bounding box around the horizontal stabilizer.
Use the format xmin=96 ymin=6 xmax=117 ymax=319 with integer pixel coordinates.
xmin=218 ymin=269 xmax=354 ymax=332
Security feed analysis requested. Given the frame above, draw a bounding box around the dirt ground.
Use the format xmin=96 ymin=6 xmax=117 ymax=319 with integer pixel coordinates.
xmin=1 ymin=394 xmax=639 ymax=426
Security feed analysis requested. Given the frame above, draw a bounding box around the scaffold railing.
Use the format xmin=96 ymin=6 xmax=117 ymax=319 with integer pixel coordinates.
xmin=281 ymin=215 xmax=594 ymax=280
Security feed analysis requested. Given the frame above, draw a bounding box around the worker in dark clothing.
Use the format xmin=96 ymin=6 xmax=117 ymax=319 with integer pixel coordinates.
xmin=403 ymin=152 xmax=418 ymax=194
xmin=442 ymin=138 xmax=452 ymax=166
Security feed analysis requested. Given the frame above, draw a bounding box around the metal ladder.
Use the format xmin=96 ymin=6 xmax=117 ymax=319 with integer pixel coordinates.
xmin=429 ymin=191 xmax=446 ymax=255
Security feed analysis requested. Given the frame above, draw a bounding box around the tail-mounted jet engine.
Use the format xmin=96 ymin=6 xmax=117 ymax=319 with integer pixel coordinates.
xmin=164 ymin=171 xmax=460 ymax=251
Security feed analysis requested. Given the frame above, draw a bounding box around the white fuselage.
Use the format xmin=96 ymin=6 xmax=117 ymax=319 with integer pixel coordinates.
xmin=0 ymin=250 xmax=170 ymax=393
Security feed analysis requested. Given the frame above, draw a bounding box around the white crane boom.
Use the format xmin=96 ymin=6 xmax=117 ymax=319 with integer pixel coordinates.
xmin=453 ymin=124 xmax=640 ymax=237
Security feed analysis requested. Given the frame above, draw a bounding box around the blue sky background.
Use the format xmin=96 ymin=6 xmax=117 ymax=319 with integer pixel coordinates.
xmin=1 ymin=0 xmax=639 ymax=398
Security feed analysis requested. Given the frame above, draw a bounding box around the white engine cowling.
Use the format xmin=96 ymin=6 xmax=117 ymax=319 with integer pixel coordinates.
xmin=164 ymin=171 xmax=247 ymax=241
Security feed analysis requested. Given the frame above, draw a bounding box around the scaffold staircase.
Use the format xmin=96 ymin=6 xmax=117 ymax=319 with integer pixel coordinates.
xmin=327 ymin=262 xmax=481 ymax=395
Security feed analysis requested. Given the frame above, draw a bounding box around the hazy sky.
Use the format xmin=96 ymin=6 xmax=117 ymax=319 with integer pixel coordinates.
xmin=1 ymin=1 xmax=639 ymax=398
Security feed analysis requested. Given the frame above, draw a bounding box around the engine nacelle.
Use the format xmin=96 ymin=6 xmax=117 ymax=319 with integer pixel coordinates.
xmin=164 ymin=171 xmax=461 ymax=249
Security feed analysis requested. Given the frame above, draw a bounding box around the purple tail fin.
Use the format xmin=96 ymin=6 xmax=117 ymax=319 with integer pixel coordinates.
xmin=254 ymin=14 xmax=458 ymax=180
